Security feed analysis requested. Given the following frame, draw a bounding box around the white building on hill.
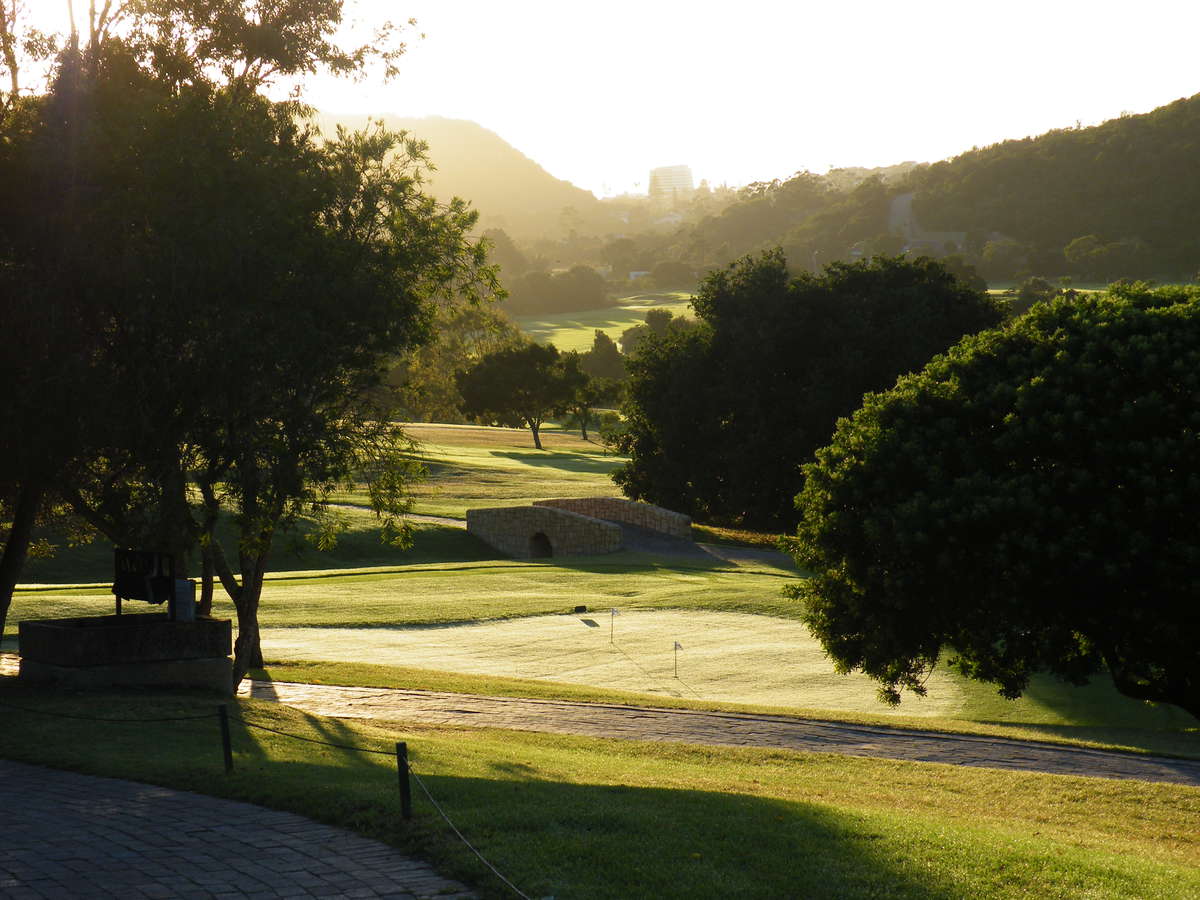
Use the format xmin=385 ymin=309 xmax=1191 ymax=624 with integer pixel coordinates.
xmin=648 ymin=165 xmax=694 ymax=204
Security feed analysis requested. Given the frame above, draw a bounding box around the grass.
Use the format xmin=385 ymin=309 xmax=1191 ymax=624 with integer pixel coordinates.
xmin=7 ymin=421 xmax=1197 ymax=764
xmin=332 ymin=422 xmax=626 ymax=519
xmin=253 ymin=659 xmax=1200 ymax=760
xmin=515 ymin=290 xmax=695 ymax=352
xmin=16 ymin=515 xmax=497 ymax=587
xmin=0 ymin=683 xmax=1196 ymax=899
xmin=8 ymin=551 xmax=797 ymax=628
xmin=692 ymin=523 xmax=783 ymax=549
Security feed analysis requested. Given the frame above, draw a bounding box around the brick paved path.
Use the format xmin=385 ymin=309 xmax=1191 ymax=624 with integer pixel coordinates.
xmin=242 ymin=680 xmax=1200 ymax=787
xmin=0 ymin=758 xmax=476 ymax=900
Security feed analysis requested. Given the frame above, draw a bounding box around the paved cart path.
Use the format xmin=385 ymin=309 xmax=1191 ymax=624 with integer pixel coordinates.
xmin=0 ymin=758 xmax=476 ymax=900
xmin=242 ymin=679 xmax=1200 ymax=787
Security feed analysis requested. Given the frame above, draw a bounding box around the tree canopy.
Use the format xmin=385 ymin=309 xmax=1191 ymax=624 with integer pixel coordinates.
xmin=0 ymin=2 xmax=496 ymax=685
xmin=502 ymin=264 xmax=609 ymax=315
xmin=456 ymin=342 xmax=585 ymax=449
xmin=613 ymin=251 xmax=1003 ymax=529
xmin=785 ymin=284 xmax=1200 ymax=720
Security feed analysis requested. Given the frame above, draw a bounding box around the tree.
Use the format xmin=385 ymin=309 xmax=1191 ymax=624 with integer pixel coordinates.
xmin=388 ymin=303 xmax=523 ymax=422
xmin=618 ymin=307 xmax=693 ymax=356
xmin=456 ymin=342 xmax=583 ymax=449
xmin=482 ymin=227 xmax=528 ymax=277
xmin=613 ymin=251 xmax=1003 ymax=529
xmin=785 ymin=284 xmax=1200 ymax=720
xmin=0 ymin=3 xmax=496 ymax=684
xmin=502 ymin=264 xmax=608 ymax=315
xmin=580 ymin=329 xmax=625 ymax=381
xmin=561 ymin=353 xmax=619 ymax=442
xmin=650 ymin=260 xmax=694 ymax=289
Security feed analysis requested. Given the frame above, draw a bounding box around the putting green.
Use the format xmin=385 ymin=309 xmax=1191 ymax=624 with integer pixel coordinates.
xmin=263 ymin=610 xmax=982 ymax=718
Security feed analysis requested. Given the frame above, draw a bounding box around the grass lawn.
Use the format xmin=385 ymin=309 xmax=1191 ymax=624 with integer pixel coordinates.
xmin=11 ymin=562 xmax=1197 ymax=758
xmin=331 ymin=422 xmax=627 ymax=519
xmin=7 ymin=421 xmax=1197 ymax=761
xmin=0 ymin=684 xmax=1196 ymax=899
xmin=515 ymin=290 xmax=695 ymax=352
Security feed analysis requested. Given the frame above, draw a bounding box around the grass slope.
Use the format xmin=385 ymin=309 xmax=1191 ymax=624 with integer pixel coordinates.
xmin=0 ymin=686 xmax=1196 ymax=900
xmin=515 ymin=291 xmax=694 ymax=352
xmin=331 ymin=422 xmax=626 ymax=518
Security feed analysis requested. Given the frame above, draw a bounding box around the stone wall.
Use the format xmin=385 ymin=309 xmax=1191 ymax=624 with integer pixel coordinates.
xmin=533 ymin=497 xmax=692 ymax=539
xmin=466 ymin=505 xmax=623 ymax=558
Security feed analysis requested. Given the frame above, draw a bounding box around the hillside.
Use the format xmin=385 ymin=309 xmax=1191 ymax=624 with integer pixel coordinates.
xmin=316 ymin=113 xmax=608 ymax=240
xmin=905 ymin=94 xmax=1200 ymax=279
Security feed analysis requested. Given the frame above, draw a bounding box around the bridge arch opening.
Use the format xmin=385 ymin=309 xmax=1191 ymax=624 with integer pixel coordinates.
xmin=528 ymin=531 xmax=553 ymax=558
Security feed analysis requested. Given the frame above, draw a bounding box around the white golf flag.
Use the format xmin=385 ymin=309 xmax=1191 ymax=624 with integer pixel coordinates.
xmin=674 ymin=641 xmax=683 ymax=650
xmin=611 ymin=608 xmax=620 ymax=615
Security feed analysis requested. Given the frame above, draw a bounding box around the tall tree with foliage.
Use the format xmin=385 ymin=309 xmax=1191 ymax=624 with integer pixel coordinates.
xmin=580 ymin=329 xmax=626 ymax=380
xmin=613 ymin=251 xmax=1003 ymax=528
xmin=0 ymin=2 xmax=497 ymax=685
xmin=388 ymin=302 xmax=522 ymax=422
xmin=456 ymin=342 xmax=584 ymax=449
xmin=785 ymin=284 xmax=1200 ymax=720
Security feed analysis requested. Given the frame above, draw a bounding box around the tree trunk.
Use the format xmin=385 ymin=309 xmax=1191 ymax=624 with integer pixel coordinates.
xmin=199 ymin=546 xmax=214 ymax=616
xmin=160 ymin=459 xmax=195 ymax=577
xmin=0 ymin=481 xmax=44 ymax=643
xmin=229 ymin=554 xmax=266 ymax=688
xmin=529 ymin=420 xmax=543 ymax=450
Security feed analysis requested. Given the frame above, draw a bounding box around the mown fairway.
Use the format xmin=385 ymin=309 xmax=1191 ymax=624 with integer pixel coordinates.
xmin=345 ymin=421 xmax=627 ymax=517
xmin=514 ymin=290 xmax=694 ymax=351
xmin=5 ymin=421 xmax=1200 ymax=898
xmin=8 ymin=422 xmax=1200 ymax=753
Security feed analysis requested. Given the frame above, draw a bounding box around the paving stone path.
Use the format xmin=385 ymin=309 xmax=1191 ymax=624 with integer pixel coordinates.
xmin=242 ymin=680 xmax=1200 ymax=787
xmin=0 ymin=758 xmax=476 ymax=899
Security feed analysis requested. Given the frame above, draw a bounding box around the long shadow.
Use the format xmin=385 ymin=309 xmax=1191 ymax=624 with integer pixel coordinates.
xmin=490 ymin=450 xmax=622 ymax=474
xmin=0 ymin=685 xmax=1183 ymax=898
xmin=386 ymin=772 xmax=1134 ymax=900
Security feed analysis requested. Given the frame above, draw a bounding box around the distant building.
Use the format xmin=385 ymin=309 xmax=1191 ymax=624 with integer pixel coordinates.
xmin=648 ymin=165 xmax=694 ymax=204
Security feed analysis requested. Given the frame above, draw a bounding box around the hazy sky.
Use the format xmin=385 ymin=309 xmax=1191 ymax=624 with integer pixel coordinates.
xmin=26 ymin=1 xmax=1200 ymax=197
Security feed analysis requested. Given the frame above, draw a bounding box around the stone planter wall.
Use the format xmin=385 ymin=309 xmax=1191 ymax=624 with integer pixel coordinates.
xmin=18 ymin=614 xmax=233 ymax=695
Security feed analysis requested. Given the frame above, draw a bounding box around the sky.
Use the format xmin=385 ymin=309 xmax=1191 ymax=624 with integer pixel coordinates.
xmin=23 ymin=1 xmax=1200 ymax=197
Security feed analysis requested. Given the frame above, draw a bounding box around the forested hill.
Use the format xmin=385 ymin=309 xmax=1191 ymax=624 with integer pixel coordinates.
xmin=906 ymin=93 xmax=1200 ymax=279
xmin=316 ymin=114 xmax=606 ymax=239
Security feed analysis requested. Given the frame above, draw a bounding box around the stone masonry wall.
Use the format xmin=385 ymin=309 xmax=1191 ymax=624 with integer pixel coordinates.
xmin=532 ymin=497 xmax=692 ymax=539
xmin=466 ymin=506 xmax=623 ymax=559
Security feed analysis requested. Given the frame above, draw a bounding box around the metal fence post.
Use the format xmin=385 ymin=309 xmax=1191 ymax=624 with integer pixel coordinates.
xmin=396 ymin=741 xmax=412 ymax=820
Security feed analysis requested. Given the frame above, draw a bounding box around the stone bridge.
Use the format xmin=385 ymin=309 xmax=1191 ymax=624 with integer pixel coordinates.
xmin=466 ymin=498 xmax=691 ymax=558
xmin=533 ymin=497 xmax=691 ymax=539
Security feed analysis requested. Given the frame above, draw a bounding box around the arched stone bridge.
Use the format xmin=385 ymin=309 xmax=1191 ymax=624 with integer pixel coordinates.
xmin=466 ymin=498 xmax=690 ymax=558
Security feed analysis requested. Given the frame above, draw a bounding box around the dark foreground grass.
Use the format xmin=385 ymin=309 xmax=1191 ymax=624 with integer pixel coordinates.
xmin=0 ymin=681 xmax=1196 ymax=900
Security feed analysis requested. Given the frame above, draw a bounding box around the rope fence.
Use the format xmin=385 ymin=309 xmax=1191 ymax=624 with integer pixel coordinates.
xmin=0 ymin=696 xmax=532 ymax=899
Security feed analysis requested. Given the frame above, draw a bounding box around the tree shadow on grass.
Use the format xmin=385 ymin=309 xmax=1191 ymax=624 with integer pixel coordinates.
xmin=962 ymin=671 xmax=1200 ymax=757
xmin=207 ymin=716 xmax=973 ymax=900
xmin=0 ymin=687 xmax=1183 ymax=899
xmin=490 ymin=450 xmax=623 ymax=474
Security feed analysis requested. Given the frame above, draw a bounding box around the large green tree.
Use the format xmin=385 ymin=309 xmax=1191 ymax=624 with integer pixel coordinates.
xmin=456 ymin=342 xmax=584 ymax=449
xmin=0 ymin=3 xmax=496 ymax=684
xmin=785 ymin=284 xmax=1200 ymax=720
xmin=613 ymin=251 xmax=1003 ymax=528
